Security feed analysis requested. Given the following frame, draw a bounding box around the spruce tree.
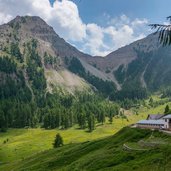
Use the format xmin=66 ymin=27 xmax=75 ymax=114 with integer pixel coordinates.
xmin=88 ymin=114 xmax=95 ymax=132
xmin=108 ymin=107 xmax=113 ymax=124
xmin=149 ymin=97 xmax=154 ymax=107
xmin=100 ymin=112 xmax=105 ymax=125
xmin=0 ymin=110 xmax=7 ymax=132
xmin=78 ymin=112 xmax=86 ymax=129
xmin=43 ymin=114 xmax=50 ymax=129
xmin=53 ymin=133 xmax=63 ymax=148
xmin=165 ymin=105 xmax=170 ymax=114
xmin=109 ymin=113 xmax=113 ymax=124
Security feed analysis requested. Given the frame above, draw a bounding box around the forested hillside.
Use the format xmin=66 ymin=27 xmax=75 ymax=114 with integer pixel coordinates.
xmin=0 ymin=17 xmax=119 ymax=132
xmin=0 ymin=41 xmax=119 ymax=130
xmin=1 ymin=16 xmax=171 ymax=133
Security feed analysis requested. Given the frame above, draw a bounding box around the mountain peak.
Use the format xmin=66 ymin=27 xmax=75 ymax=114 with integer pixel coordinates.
xmin=7 ymin=15 xmax=55 ymax=36
xmin=9 ymin=15 xmax=46 ymax=25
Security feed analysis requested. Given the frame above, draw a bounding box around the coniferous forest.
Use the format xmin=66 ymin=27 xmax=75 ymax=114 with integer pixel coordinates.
xmin=0 ymin=39 xmax=120 ymax=132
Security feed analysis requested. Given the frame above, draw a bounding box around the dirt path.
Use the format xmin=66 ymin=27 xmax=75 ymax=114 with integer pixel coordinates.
xmin=123 ymin=143 xmax=149 ymax=151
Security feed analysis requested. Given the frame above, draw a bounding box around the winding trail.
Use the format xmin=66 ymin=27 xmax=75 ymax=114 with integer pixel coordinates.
xmin=123 ymin=143 xmax=149 ymax=151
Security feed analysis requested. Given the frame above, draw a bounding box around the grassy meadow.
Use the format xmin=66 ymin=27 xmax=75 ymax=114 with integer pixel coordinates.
xmin=0 ymin=96 xmax=171 ymax=170
xmin=2 ymin=127 xmax=171 ymax=171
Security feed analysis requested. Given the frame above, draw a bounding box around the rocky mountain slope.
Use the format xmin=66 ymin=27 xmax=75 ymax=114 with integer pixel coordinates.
xmin=1 ymin=16 xmax=171 ymax=100
xmin=81 ymin=33 xmax=162 ymax=90
xmin=81 ymin=32 xmax=171 ymax=97
xmin=0 ymin=16 xmax=92 ymax=96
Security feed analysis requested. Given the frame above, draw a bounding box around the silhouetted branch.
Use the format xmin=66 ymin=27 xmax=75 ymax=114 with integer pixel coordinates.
xmin=150 ymin=17 xmax=171 ymax=46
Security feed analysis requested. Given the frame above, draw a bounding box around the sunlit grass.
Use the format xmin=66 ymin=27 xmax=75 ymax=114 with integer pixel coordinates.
xmin=0 ymin=98 xmax=170 ymax=163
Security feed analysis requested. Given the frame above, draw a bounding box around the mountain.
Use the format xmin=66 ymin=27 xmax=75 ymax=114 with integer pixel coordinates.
xmin=81 ymin=33 xmax=171 ymax=99
xmin=82 ymin=33 xmax=161 ymax=89
xmin=0 ymin=16 xmax=93 ymax=95
xmin=0 ymin=16 xmax=119 ymax=98
xmin=0 ymin=16 xmax=120 ymax=132
xmin=1 ymin=15 xmax=171 ymax=101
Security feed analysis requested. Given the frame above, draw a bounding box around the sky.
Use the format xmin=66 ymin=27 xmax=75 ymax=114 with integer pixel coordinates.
xmin=0 ymin=0 xmax=171 ymax=56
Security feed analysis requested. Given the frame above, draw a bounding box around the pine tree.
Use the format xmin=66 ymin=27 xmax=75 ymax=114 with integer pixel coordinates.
xmin=165 ymin=105 xmax=170 ymax=114
xmin=150 ymin=16 xmax=171 ymax=46
xmin=78 ymin=112 xmax=86 ymax=129
xmin=149 ymin=97 xmax=154 ymax=107
xmin=53 ymin=133 xmax=63 ymax=148
xmin=108 ymin=106 xmax=113 ymax=124
xmin=100 ymin=112 xmax=105 ymax=125
xmin=109 ymin=113 xmax=113 ymax=124
xmin=88 ymin=114 xmax=95 ymax=132
xmin=56 ymin=112 xmax=61 ymax=128
xmin=43 ymin=114 xmax=50 ymax=129
xmin=0 ymin=110 xmax=7 ymax=132
xmin=64 ymin=114 xmax=70 ymax=129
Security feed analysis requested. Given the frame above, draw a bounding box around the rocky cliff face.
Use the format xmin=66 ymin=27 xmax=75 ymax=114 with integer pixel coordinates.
xmin=0 ymin=16 xmax=92 ymax=95
xmin=81 ymin=33 xmax=163 ymax=90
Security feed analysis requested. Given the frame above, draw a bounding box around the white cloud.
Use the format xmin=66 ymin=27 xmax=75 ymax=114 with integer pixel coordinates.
xmin=0 ymin=0 xmax=149 ymax=56
xmin=51 ymin=0 xmax=86 ymax=41
xmin=83 ymin=15 xmax=149 ymax=56
xmin=0 ymin=13 xmax=12 ymax=24
xmin=0 ymin=0 xmax=86 ymax=41
xmin=131 ymin=18 xmax=148 ymax=28
xmin=84 ymin=24 xmax=109 ymax=56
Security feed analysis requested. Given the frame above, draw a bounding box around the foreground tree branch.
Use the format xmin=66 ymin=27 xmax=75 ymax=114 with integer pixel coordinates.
xmin=150 ymin=16 xmax=171 ymax=46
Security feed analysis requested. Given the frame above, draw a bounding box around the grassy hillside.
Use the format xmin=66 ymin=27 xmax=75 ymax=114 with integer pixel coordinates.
xmin=1 ymin=127 xmax=171 ymax=171
xmin=0 ymin=119 xmax=133 ymax=164
xmin=0 ymin=97 xmax=170 ymax=170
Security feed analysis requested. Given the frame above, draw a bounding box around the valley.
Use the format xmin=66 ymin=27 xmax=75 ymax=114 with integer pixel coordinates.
xmin=0 ymin=95 xmax=171 ymax=170
xmin=0 ymin=14 xmax=171 ymax=171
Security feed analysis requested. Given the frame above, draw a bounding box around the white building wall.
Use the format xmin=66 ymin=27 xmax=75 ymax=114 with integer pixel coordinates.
xmin=164 ymin=119 xmax=169 ymax=129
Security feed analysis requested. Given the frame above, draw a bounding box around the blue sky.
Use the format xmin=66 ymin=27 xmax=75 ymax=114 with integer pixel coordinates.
xmin=50 ymin=0 xmax=171 ymax=24
xmin=0 ymin=0 xmax=170 ymax=56
xmin=72 ymin=0 xmax=171 ymax=24
xmin=50 ymin=0 xmax=171 ymax=55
